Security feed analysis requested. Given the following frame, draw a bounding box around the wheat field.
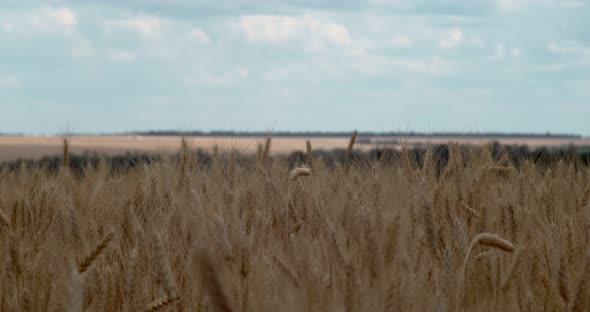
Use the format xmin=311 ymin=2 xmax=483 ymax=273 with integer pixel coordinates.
xmin=1 ymin=136 xmax=589 ymax=311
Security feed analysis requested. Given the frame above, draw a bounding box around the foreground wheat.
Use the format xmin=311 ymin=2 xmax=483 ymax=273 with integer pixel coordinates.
xmin=0 ymin=143 xmax=588 ymax=311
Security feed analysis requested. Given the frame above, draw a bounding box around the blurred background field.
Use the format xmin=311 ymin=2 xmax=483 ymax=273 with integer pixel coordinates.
xmin=1 ymin=133 xmax=589 ymax=162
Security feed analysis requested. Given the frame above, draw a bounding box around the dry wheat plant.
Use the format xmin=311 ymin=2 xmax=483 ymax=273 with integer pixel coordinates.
xmin=0 ymin=135 xmax=590 ymax=312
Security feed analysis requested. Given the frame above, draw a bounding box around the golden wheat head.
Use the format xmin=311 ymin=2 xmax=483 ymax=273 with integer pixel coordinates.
xmin=289 ymin=167 xmax=312 ymax=181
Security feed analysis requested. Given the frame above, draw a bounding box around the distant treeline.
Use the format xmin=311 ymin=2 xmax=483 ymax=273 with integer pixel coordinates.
xmin=128 ymin=130 xmax=582 ymax=138
xmin=2 ymin=142 xmax=589 ymax=176
xmin=1 ymin=131 xmax=583 ymax=139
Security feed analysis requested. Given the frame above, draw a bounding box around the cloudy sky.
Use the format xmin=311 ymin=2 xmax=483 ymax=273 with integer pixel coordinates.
xmin=0 ymin=0 xmax=589 ymax=135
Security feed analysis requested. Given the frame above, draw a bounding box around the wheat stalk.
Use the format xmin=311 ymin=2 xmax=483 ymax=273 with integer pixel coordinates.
xmin=559 ymin=256 xmax=570 ymax=305
xmin=180 ymin=136 xmax=190 ymax=172
xmin=212 ymin=144 xmax=220 ymax=162
xmin=0 ymin=208 xmax=10 ymax=238
xmin=181 ymin=136 xmax=189 ymax=151
xmin=9 ymin=236 xmax=23 ymax=278
xmin=125 ymin=247 xmax=140 ymax=305
xmin=78 ymin=229 xmax=114 ymax=273
xmin=306 ymin=140 xmax=313 ymax=168
xmin=581 ymin=184 xmax=590 ymax=209
xmin=270 ymin=254 xmax=301 ymax=289
xmin=196 ymin=247 xmax=233 ymax=312
xmin=573 ymin=252 xmax=590 ymax=312
xmin=256 ymin=144 xmax=263 ymax=165
xmin=151 ymin=228 xmax=177 ymax=297
xmin=63 ymin=138 xmax=70 ymax=169
xmin=262 ymin=136 xmax=272 ymax=163
xmin=67 ymin=266 xmax=84 ymax=312
xmin=460 ymin=202 xmax=481 ymax=218
xmin=500 ymin=247 xmax=523 ymax=290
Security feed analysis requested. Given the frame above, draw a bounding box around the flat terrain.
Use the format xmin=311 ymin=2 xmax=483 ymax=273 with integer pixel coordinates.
xmin=0 ymin=135 xmax=589 ymax=161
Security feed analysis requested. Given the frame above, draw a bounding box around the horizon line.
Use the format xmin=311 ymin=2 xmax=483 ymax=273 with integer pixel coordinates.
xmin=0 ymin=130 xmax=585 ymax=139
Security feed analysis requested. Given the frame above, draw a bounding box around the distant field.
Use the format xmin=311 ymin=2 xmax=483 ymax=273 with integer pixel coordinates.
xmin=0 ymin=135 xmax=589 ymax=161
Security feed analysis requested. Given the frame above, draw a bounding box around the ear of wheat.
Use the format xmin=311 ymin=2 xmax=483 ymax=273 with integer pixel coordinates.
xmin=344 ymin=130 xmax=358 ymax=167
xmin=78 ymin=229 xmax=114 ymax=273
xmin=289 ymin=167 xmax=312 ymax=181
xmin=150 ymin=228 xmax=177 ymax=297
xmin=144 ymin=295 xmax=179 ymax=312
xmin=485 ymin=165 xmax=516 ymax=176
xmin=460 ymin=233 xmax=515 ymax=304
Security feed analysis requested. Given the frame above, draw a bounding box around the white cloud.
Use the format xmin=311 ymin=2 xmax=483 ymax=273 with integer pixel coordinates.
xmin=1 ymin=6 xmax=79 ymax=36
xmin=235 ymin=15 xmax=352 ymax=46
xmin=547 ymin=41 xmax=590 ymax=55
xmin=1 ymin=20 xmax=13 ymax=32
xmin=264 ymin=63 xmax=334 ymax=85
xmin=186 ymin=67 xmax=249 ymax=87
xmin=0 ymin=74 xmax=21 ymax=89
xmin=391 ymin=57 xmax=451 ymax=75
xmin=439 ymin=28 xmax=463 ymax=49
xmin=234 ymin=16 xmax=456 ymax=77
xmin=145 ymin=95 xmax=173 ymax=105
xmin=389 ymin=34 xmax=413 ymax=48
xmin=45 ymin=7 xmax=77 ymax=28
xmin=320 ymin=23 xmax=351 ymax=45
xmin=497 ymin=0 xmax=537 ymax=11
xmin=352 ymin=53 xmax=451 ymax=76
xmin=559 ymin=0 xmax=584 ymax=8
xmin=343 ymin=38 xmax=377 ymax=58
xmin=265 ymin=67 xmax=292 ymax=83
xmin=465 ymin=34 xmax=486 ymax=48
xmin=572 ymin=80 xmax=590 ymax=97
xmin=547 ymin=41 xmax=590 ymax=65
xmin=496 ymin=0 xmax=584 ymax=13
xmin=490 ymin=43 xmax=521 ymax=59
xmin=498 ymin=0 xmax=580 ymax=10
xmin=263 ymin=59 xmax=343 ymax=85
xmin=367 ymin=0 xmax=414 ymax=9
xmin=71 ymin=39 xmax=93 ymax=58
xmin=493 ymin=43 xmax=506 ymax=58
xmin=236 ymin=15 xmax=306 ymax=42
xmin=105 ymin=15 xmax=161 ymax=37
xmin=110 ymin=50 xmax=136 ymax=63
xmin=511 ymin=48 xmax=521 ymax=57
xmin=348 ymin=47 xmax=369 ymax=57
xmin=236 ymin=66 xmax=249 ymax=77
xmin=547 ymin=42 xmax=561 ymax=53
xmin=188 ymin=28 xmax=210 ymax=45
